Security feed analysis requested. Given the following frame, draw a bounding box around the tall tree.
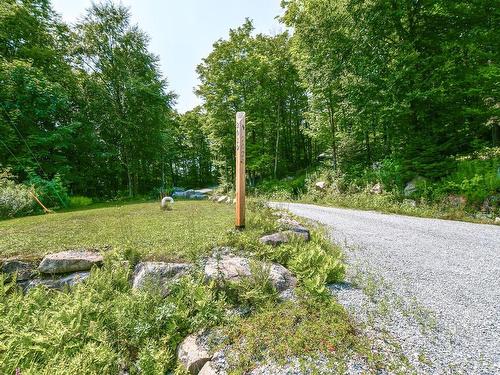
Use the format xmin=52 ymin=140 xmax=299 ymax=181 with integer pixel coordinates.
xmin=74 ymin=1 xmax=175 ymax=196
xmin=196 ymin=20 xmax=310 ymax=186
xmin=0 ymin=0 xmax=77 ymax=180
xmin=282 ymin=0 xmax=498 ymax=181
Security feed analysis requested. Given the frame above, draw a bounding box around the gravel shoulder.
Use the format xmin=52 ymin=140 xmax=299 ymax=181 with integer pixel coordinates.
xmin=270 ymin=202 xmax=500 ymax=374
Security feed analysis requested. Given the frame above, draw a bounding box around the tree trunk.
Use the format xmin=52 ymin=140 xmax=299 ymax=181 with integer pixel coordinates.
xmin=127 ymin=165 xmax=133 ymax=198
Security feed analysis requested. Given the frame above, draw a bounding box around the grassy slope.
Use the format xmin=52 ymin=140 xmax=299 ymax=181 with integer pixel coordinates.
xmin=0 ymin=201 xmax=234 ymax=260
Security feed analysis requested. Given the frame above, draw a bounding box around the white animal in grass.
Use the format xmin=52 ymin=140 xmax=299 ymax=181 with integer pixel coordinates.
xmin=161 ymin=196 xmax=174 ymax=210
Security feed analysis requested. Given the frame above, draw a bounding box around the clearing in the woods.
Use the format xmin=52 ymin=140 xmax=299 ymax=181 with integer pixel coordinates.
xmin=0 ymin=201 xmax=234 ymax=259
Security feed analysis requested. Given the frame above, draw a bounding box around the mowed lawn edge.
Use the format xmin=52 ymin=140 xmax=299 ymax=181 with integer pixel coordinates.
xmin=0 ymin=201 xmax=234 ymax=260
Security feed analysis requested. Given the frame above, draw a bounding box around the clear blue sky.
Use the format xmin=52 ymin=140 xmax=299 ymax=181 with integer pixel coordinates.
xmin=52 ymin=0 xmax=284 ymax=113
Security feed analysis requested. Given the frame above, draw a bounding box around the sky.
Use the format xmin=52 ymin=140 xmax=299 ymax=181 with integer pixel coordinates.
xmin=51 ymin=0 xmax=284 ymax=113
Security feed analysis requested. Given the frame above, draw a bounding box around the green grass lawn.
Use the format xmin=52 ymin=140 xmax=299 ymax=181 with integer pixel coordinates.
xmin=0 ymin=201 xmax=234 ymax=260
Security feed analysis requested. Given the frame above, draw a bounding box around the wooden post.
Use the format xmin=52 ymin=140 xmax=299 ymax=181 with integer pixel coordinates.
xmin=235 ymin=112 xmax=246 ymax=229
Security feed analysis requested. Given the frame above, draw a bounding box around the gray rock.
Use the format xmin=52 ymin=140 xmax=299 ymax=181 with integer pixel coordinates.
xmin=217 ymin=195 xmax=228 ymax=203
xmin=132 ymin=262 xmax=191 ymax=295
xmin=278 ymin=287 xmax=297 ymax=302
xmin=277 ymin=218 xmax=311 ymax=239
xmin=204 ymin=255 xmax=296 ymax=292
xmin=315 ymin=181 xmax=327 ymax=190
xmin=177 ymin=333 xmax=211 ymax=374
xmin=259 ymin=230 xmax=309 ymax=246
xmin=25 ymin=271 xmax=90 ymax=291
xmin=1 ymin=259 xmax=36 ymax=281
xmin=370 ymin=183 xmax=383 ymax=195
xmin=277 ymin=217 xmax=301 ymax=228
xmin=495 ymin=217 xmax=500 ymax=224
xmin=198 ymin=361 xmax=219 ymax=375
xmin=289 ymin=225 xmax=311 ymax=240
xmin=38 ymin=251 xmax=103 ymax=274
xmin=404 ymin=176 xmax=427 ymax=196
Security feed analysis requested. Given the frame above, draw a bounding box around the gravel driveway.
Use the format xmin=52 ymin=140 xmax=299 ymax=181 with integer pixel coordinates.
xmin=270 ymin=202 xmax=500 ymax=374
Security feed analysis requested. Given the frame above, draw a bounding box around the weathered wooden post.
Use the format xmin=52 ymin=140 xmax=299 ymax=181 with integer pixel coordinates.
xmin=235 ymin=112 xmax=246 ymax=229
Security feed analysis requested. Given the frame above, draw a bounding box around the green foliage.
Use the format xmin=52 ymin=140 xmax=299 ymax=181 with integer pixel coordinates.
xmin=26 ymin=168 xmax=69 ymax=208
xmin=69 ymin=196 xmax=93 ymax=208
xmin=282 ymin=0 xmax=498 ymax=180
xmin=255 ymin=174 xmax=307 ymax=198
xmin=196 ymin=20 xmax=311 ymax=184
xmin=436 ymin=157 xmax=500 ymax=206
xmin=0 ymin=169 xmax=35 ymax=219
xmin=222 ymin=261 xmax=279 ymax=310
xmin=257 ymin=237 xmax=345 ymax=298
xmin=375 ymin=159 xmax=405 ymax=191
xmin=0 ymin=263 xmax=226 ymax=375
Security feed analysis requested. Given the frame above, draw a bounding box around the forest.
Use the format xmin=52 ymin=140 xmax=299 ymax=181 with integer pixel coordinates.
xmin=1 ymin=0 xmax=499 ymax=217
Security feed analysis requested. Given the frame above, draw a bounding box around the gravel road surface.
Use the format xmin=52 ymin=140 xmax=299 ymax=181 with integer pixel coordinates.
xmin=270 ymin=202 xmax=500 ymax=374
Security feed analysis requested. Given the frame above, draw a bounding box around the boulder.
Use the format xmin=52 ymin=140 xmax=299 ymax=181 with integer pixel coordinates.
xmin=132 ymin=262 xmax=191 ymax=295
xmin=217 ymin=195 xmax=228 ymax=203
xmin=38 ymin=250 xmax=103 ymax=274
xmin=1 ymin=259 xmax=35 ymax=281
xmin=204 ymin=255 xmax=296 ymax=292
xmin=259 ymin=230 xmax=309 ymax=246
xmin=370 ymin=183 xmax=383 ymax=195
xmin=25 ymin=271 xmax=90 ymax=292
xmin=404 ymin=176 xmax=427 ymax=196
xmin=161 ymin=196 xmax=174 ymax=210
xmin=177 ymin=333 xmax=211 ymax=374
xmin=495 ymin=217 xmax=500 ymax=224
xmin=289 ymin=225 xmax=310 ymax=239
xmin=315 ymin=181 xmax=327 ymax=190
xmin=198 ymin=361 xmax=219 ymax=375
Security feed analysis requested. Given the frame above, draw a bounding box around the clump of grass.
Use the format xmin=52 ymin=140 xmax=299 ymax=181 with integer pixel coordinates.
xmin=219 ymin=260 xmax=280 ymax=311
xmin=218 ymin=298 xmax=371 ymax=373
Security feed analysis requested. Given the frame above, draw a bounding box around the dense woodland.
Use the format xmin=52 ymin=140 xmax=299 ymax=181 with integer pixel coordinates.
xmin=1 ymin=0 xmax=498 ymax=212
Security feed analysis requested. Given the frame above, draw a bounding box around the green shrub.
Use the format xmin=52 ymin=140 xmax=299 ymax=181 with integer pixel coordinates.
xmin=255 ymin=174 xmax=307 ymax=198
xmin=256 ymin=236 xmax=345 ymax=298
xmin=26 ymin=168 xmax=69 ymax=209
xmin=0 ymin=169 xmax=35 ymax=219
xmin=438 ymin=157 xmax=500 ymax=205
xmin=69 ymin=195 xmax=93 ymax=208
xmin=375 ymin=158 xmax=405 ymax=190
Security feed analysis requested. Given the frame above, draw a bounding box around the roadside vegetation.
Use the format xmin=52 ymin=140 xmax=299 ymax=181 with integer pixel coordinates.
xmin=255 ymin=149 xmax=500 ymax=223
xmin=0 ymin=200 xmax=401 ymax=374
